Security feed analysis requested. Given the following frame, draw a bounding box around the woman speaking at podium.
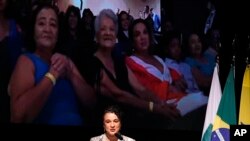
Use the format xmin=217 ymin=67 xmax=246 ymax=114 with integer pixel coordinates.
xmin=90 ymin=105 xmax=135 ymax=141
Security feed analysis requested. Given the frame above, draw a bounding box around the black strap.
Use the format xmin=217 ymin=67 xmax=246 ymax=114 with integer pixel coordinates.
xmin=95 ymin=65 xmax=101 ymax=96
xmin=94 ymin=56 xmax=117 ymax=85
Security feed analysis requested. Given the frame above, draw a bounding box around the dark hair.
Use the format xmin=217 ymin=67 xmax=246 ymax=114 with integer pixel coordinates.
xmin=81 ymin=8 xmax=95 ymax=29
xmin=118 ymin=11 xmax=129 ymax=20
xmin=65 ymin=5 xmax=81 ymax=24
xmin=103 ymin=105 xmax=123 ymax=123
xmin=159 ymin=30 xmax=182 ymax=58
xmin=184 ymin=32 xmax=206 ymax=57
xmin=128 ymin=18 xmax=155 ymax=55
xmin=82 ymin=8 xmax=94 ymax=20
xmin=162 ymin=30 xmax=181 ymax=48
xmin=118 ymin=11 xmax=129 ymax=30
xmin=25 ymin=3 xmax=59 ymax=52
xmin=64 ymin=5 xmax=81 ymax=36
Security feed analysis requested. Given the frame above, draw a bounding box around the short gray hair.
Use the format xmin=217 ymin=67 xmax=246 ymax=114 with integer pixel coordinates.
xmin=94 ymin=9 xmax=118 ymax=35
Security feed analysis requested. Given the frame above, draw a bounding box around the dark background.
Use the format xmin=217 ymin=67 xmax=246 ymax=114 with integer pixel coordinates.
xmin=163 ymin=0 xmax=250 ymax=123
xmin=1 ymin=0 xmax=250 ymax=140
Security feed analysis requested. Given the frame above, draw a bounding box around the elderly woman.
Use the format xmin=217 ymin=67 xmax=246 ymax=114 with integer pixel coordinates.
xmin=83 ymin=9 xmax=180 ymax=128
xmin=8 ymin=4 xmax=95 ymax=126
xmin=90 ymin=105 xmax=135 ymax=141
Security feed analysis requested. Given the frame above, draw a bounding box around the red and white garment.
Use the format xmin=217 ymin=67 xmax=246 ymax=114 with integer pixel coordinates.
xmin=126 ymin=55 xmax=184 ymax=101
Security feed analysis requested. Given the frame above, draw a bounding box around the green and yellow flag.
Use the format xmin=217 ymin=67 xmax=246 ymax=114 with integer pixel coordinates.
xmin=211 ymin=66 xmax=237 ymax=141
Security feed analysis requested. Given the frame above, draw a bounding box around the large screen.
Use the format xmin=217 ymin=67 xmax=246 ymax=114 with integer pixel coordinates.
xmin=1 ymin=1 xmax=209 ymax=140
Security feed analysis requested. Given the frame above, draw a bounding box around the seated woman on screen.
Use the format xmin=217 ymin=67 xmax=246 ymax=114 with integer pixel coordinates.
xmin=126 ymin=19 xmax=208 ymax=119
xmin=126 ymin=19 xmax=185 ymax=102
xmin=184 ymin=33 xmax=215 ymax=95
xmin=81 ymin=9 xmax=180 ymax=128
xmin=8 ymin=4 xmax=95 ymax=126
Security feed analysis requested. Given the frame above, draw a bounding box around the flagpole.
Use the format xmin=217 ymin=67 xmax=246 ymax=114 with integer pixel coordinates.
xmin=232 ymin=55 xmax=235 ymax=79
xmin=246 ymin=35 xmax=250 ymax=65
xmin=232 ymin=34 xmax=237 ymax=78
xmin=201 ymin=63 xmax=222 ymax=141
xmin=211 ymin=62 xmax=237 ymax=141
xmin=216 ymin=35 xmax=221 ymax=77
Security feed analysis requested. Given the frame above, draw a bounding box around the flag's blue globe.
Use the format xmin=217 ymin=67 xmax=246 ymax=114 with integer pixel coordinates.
xmin=211 ymin=128 xmax=229 ymax=141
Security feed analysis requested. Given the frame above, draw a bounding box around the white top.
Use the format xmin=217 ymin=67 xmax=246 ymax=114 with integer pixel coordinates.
xmin=90 ymin=134 xmax=135 ymax=141
xmin=165 ymin=58 xmax=200 ymax=93
xmin=129 ymin=55 xmax=172 ymax=83
xmin=123 ymin=30 xmax=129 ymax=38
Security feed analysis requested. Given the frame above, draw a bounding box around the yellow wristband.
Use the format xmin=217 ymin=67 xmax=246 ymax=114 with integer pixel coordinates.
xmin=149 ymin=101 xmax=154 ymax=112
xmin=45 ymin=72 xmax=56 ymax=86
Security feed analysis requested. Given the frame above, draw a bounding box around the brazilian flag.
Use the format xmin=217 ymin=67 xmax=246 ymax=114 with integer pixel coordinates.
xmin=211 ymin=66 xmax=237 ymax=141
